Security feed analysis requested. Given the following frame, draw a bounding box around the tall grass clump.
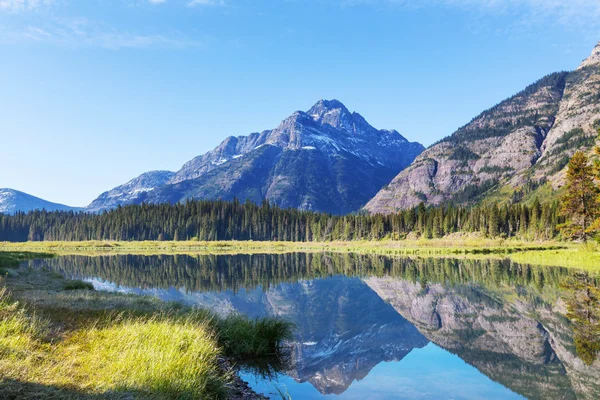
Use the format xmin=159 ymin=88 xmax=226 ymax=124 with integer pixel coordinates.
xmin=0 ymin=286 xmax=50 ymax=384
xmin=219 ymin=314 xmax=294 ymax=358
xmin=62 ymin=315 xmax=228 ymax=399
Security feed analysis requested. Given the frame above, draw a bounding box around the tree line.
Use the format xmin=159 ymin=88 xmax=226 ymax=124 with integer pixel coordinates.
xmin=0 ymin=196 xmax=563 ymax=242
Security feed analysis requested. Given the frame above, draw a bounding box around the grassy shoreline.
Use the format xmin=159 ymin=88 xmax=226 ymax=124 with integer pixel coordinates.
xmin=0 ymin=251 xmax=292 ymax=399
xmin=0 ymin=238 xmax=572 ymax=255
xmin=6 ymin=239 xmax=600 ymax=271
xmin=1 ymin=240 xmax=600 ymax=397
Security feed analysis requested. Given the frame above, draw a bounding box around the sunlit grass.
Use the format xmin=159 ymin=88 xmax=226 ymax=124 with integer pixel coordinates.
xmin=0 ymin=287 xmax=229 ymax=398
xmin=0 ymin=238 xmax=571 ymax=257
xmin=60 ymin=316 xmax=227 ymax=399
xmin=509 ymin=247 xmax=600 ymax=271
xmin=0 ymin=287 xmax=48 ymax=367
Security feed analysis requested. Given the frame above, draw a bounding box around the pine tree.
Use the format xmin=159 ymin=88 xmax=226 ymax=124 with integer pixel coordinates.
xmin=560 ymin=151 xmax=599 ymax=241
xmin=488 ymin=204 xmax=500 ymax=237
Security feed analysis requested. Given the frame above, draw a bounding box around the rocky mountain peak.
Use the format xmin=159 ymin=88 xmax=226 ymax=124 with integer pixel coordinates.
xmin=86 ymin=170 xmax=175 ymax=213
xmin=88 ymin=99 xmax=424 ymax=214
xmin=308 ymin=99 xmax=348 ymax=115
xmin=578 ymin=41 xmax=600 ymax=70
xmin=307 ymin=99 xmax=354 ymax=131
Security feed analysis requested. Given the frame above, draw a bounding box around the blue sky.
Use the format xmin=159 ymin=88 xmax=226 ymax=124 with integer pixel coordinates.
xmin=2 ymin=0 xmax=600 ymax=206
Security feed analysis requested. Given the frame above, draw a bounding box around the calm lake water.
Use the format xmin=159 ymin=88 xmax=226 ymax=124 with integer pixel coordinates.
xmin=29 ymin=253 xmax=600 ymax=400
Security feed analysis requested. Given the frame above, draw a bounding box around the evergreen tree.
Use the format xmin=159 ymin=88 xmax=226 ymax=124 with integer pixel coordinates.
xmin=560 ymin=151 xmax=598 ymax=241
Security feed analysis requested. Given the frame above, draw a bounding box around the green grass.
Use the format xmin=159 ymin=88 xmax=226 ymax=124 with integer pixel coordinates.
xmin=0 ymin=290 xmax=228 ymax=399
xmin=0 ymin=238 xmax=571 ymax=257
xmin=61 ymin=315 xmax=227 ymax=399
xmin=509 ymin=246 xmax=600 ymax=271
xmin=0 ymin=251 xmax=294 ymax=399
xmin=218 ymin=314 xmax=295 ymax=358
xmin=63 ymin=280 xmax=95 ymax=291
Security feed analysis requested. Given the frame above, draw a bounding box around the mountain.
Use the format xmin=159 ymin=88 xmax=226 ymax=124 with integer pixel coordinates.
xmin=87 ymin=171 xmax=175 ymax=213
xmin=365 ymin=41 xmax=600 ymax=213
xmin=89 ymin=100 xmax=424 ymax=214
xmin=0 ymin=189 xmax=80 ymax=215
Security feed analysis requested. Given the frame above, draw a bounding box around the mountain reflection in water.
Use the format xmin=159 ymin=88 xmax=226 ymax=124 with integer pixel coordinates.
xmin=29 ymin=253 xmax=600 ymax=399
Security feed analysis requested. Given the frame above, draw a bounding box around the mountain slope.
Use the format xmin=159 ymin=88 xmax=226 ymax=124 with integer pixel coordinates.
xmin=366 ymin=41 xmax=600 ymax=213
xmin=87 ymin=171 xmax=175 ymax=213
xmin=91 ymin=100 xmax=424 ymax=214
xmin=0 ymin=189 xmax=80 ymax=214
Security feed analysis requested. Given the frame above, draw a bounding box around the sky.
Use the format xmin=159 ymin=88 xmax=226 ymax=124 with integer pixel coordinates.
xmin=1 ymin=0 xmax=600 ymax=207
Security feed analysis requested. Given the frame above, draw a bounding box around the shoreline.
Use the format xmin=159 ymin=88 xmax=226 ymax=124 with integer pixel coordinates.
xmin=0 ymin=238 xmax=571 ymax=255
xmin=4 ymin=239 xmax=600 ymax=271
xmin=0 ymin=252 xmax=289 ymax=399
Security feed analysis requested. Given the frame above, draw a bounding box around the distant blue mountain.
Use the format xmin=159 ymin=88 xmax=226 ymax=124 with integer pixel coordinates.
xmin=0 ymin=188 xmax=82 ymax=214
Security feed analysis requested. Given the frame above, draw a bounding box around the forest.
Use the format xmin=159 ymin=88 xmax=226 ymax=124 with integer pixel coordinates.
xmin=0 ymin=196 xmax=562 ymax=242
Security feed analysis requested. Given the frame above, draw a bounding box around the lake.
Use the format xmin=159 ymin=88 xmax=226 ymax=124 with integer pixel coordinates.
xmin=28 ymin=253 xmax=600 ymax=399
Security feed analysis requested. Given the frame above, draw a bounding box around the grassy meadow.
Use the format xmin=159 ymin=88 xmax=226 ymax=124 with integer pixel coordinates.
xmin=0 ymin=237 xmax=570 ymax=255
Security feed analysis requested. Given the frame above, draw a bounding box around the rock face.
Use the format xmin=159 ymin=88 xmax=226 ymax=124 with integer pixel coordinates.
xmin=366 ymin=41 xmax=600 ymax=213
xmin=0 ymin=189 xmax=80 ymax=214
xmin=89 ymin=100 xmax=424 ymax=214
xmin=87 ymin=171 xmax=175 ymax=213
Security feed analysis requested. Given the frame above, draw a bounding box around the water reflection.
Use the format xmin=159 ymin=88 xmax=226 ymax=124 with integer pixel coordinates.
xmin=29 ymin=254 xmax=600 ymax=399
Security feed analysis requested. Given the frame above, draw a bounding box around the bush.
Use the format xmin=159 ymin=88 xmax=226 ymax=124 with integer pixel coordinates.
xmin=218 ymin=314 xmax=294 ymax=358
xmin=63 ymin=280 xmax=95 ymax=291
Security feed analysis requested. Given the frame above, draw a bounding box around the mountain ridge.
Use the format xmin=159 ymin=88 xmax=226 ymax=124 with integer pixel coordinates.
xmin=0 ymin=189 xmax=81 ymax=215
xmin=88 ymin=99 xmax=424 ymax=215
xmin=365 ymin=41 xmax=600 ymax=213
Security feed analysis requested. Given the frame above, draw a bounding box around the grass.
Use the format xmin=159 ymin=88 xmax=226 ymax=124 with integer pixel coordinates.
xmin=219 ymin=314 xmax=295 ymax=359
xmin=0 ymin=251 xmax=294 ymax=399
xmin=0 ymin=238 xmax=572 ymax=257
xmin=61 ymin=315 xmax=227 ymax=399
xmin=509 ymin=246 xmax=600 ymax=271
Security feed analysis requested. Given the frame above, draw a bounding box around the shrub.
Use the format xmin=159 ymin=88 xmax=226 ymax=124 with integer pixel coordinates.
xmin=63 ymin=280 xmax=95 ymax=291
xmin=218 ymin=314 xmax=294 ymax=358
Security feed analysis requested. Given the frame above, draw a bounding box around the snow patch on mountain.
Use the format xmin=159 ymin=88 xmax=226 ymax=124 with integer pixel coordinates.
xmin=86 ymin=170 xmax=175 ymax=213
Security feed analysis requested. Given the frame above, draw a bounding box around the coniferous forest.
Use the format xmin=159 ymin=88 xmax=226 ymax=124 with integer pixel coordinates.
xmin=0 ymin=197 xmax=563 ymax=242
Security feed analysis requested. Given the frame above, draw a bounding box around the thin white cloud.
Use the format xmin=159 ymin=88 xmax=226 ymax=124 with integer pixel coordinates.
xmin=341 ymin=0 xmax=600 ymax=28
xmin=0 ymin=0 xmax=53 ymax=12
xmin=188 ymin=0 xmax=225 ymax=6
xmin=0 ymin=20 xmax=203 ymax=49
xmin=148 ymin=0 xmax=167 ymax=4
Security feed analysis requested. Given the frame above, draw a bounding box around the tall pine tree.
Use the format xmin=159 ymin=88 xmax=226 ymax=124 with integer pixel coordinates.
xmin=560 ymin=151 xmax=598 ymax=241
